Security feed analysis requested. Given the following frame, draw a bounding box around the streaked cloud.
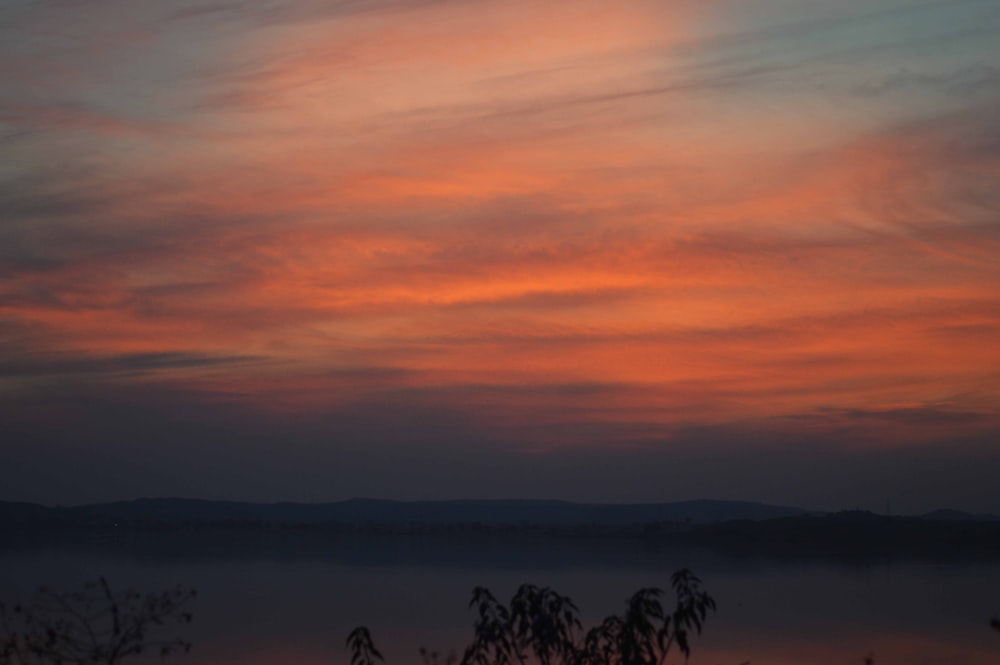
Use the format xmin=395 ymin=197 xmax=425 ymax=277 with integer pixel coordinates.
xmin=1 ymin=0 xmax=998 ymax=509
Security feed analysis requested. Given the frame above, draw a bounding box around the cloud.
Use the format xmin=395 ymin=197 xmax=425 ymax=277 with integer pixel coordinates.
xmin=1 ymin=0 xmax=999 ymax=507
xmin=0 ymin=102 xmax=171 ymax=139
xmin=854 ymin=63 xmax=1000 ymax=98
xmin=0 ymin=351 xmax=261 ymax=379
xmin=809 ymin=405 xmax=990 ymax=427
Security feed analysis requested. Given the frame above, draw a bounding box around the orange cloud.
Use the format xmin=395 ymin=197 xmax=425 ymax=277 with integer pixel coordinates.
xmin=2 ymin=1 xmax=998 ymax=454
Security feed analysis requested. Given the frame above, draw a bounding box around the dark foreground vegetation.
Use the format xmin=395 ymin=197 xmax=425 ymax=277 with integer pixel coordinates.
xmin=349 ymin=570 xmax=715 ymax=665
xmin=0 ymin=573 xmax=711 ymax=665
xmin=0 ymin=578 xmax=194 ymax=665
xmin=0 ymin=575 xmax=996 ymax=665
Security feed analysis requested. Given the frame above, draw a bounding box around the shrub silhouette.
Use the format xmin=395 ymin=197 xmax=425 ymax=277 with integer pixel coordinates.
xmin=0 ymin=577 xmax=195 ymax=665
xmin=4 ymin=573 xmax=991 ymax=665
xmin=348 ymin=568 xmax=716 ymax=665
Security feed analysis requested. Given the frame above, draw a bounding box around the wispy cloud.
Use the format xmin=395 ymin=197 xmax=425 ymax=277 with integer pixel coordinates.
xmin=0 ymin=351 xmax=261 ymax=378
xmin=1 ymin=0 xmax=998 ymax=507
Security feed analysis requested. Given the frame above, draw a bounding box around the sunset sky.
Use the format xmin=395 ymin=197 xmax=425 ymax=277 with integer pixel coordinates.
xmin=2 ymin=0 xmax=999 ymax=511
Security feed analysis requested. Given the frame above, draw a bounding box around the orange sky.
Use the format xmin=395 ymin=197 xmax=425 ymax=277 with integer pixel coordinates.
xmin=1 ymin=0 xmax=999 ymax=508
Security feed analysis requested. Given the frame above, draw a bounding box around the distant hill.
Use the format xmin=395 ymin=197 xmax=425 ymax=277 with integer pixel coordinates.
xmin=1 ymin=499 xmax=996 ymax=530
xmin=0 ymin=500 xmax=55 ymax=525
xmin=919 ymin=509 xmax=1000 ymax=522
xmin=2 ymin=497 xmax=813 ymax=527
xmin=690 ymin=510 xmax=1000 ymax=555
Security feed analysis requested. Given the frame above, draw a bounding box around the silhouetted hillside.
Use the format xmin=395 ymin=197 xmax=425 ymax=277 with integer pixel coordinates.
xmin=921 ymin=508 xmax=1000 ymax=522
xmin=0 ymin=500 xmax=55 ymax=525
xmin=2 ymin=497 xmax=812 ymax=527
xmin=3 ymin=500 xmax=998 ymax=553
xmin=686 ymin=510 xmax=1000 ymax=556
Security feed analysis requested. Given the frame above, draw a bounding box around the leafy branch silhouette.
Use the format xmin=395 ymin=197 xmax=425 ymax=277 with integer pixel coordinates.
xmin=347 ymin=627 xmax=384 ymax=665
xmin=348 ymin=568 xmax=716 ymax=665
xmin=0 ymin=577 xmax=195 ymax=665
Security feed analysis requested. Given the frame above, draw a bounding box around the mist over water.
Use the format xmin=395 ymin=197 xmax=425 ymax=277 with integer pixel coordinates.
xmin=1 ymin=533 xmax=997 ymax=665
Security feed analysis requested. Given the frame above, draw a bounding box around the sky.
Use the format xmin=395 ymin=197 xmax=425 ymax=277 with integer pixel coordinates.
xmin=1 ymin=0 xmax=999 ymax=512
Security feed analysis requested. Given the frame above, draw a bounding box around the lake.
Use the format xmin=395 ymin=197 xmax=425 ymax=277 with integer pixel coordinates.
xmin=1 ymin=530 xmax=997 ymax=665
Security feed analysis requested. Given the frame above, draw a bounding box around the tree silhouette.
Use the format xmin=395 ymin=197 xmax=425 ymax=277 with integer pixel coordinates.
xmin=348 ymin=568 xmax=715 ymax=665
xmin=347 ymin=627 xmax=384 ymax=665
xmin=0 ymin=577 xmax=195 ymax=665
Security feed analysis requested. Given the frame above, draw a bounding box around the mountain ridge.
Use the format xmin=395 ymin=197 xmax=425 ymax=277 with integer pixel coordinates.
xmin=2 ymin=497 xmax=813 ymax=526
xmin=1 ymin=497 xmax=996 ymax=527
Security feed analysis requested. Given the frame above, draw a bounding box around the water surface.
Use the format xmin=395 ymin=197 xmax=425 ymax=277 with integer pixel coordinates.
xmin=1 ymin=531 xmax=997 ymax=665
